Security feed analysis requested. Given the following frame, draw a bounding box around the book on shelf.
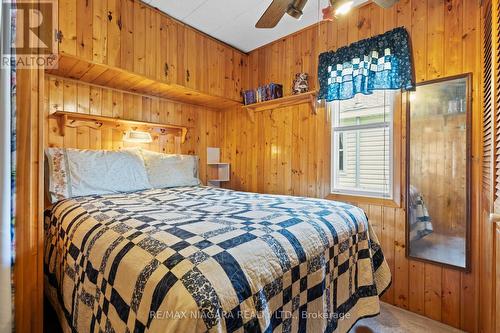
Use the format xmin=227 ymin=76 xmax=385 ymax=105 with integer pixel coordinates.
xmin=242 ymin=83 xmax=283 ymax=105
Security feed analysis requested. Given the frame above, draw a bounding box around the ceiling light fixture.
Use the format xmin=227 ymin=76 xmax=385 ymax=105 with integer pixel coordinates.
xmin=335 ymin=1 xmax=353 ymax=16
xmin=322 ymin=0 xmax=354 ymax=20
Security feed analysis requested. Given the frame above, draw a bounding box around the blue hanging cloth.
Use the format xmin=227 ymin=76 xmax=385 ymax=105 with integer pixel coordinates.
xmin=318 ymin=27 xmax=415 ymax=101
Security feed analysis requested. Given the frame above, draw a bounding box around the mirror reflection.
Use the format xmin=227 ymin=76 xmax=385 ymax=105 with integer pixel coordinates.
xmin=407 ymin=74 xmax=470 ymax=270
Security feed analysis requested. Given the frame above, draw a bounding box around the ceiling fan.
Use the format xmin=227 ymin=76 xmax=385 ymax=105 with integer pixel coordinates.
xmin=255 ymin=0 xmax=400 ymax=28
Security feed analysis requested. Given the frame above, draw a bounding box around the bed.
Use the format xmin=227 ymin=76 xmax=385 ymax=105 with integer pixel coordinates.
xmin=44 ymin=185 xmax=391 ymax=333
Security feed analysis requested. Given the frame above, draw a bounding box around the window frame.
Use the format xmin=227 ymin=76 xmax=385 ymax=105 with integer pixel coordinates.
xmin=337 ymin=132 xmax=345 ymax=172
xmin=328 ymin=90 xmax=402 ymax=206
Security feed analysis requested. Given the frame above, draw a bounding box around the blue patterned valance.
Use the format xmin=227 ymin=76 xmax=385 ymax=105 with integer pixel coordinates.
xmin=318 ymin=27 xmax=414 ymax=101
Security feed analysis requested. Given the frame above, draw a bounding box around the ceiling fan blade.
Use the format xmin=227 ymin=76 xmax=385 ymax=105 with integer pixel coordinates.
xmin=255 ymin=0 xmax=290 ymax=29
xmin=373 ymin=0 xmax=399 ymax=8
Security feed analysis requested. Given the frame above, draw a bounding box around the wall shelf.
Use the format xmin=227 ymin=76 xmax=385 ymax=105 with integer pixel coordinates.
xmin=242 ymin=91 xmax=318 ymax=122
xmin=50 ymin=111 xmax=189 ymax=143
xmin=47 ymin=54 xmax=243 ymax=110
xmin=207 ymin=147 xmax=230 ymax=186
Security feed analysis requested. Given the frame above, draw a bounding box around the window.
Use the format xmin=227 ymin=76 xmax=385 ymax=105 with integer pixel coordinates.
xmin=331 ymin=90 xmax=395 ymax=198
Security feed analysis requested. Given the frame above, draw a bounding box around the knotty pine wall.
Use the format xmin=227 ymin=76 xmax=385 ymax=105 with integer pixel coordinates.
xmin=16 ymin=0 xmax=487 ymax=332
xmin=17 ymin=1 xmax=241 ymax=330
xmin=45 ymin=76 xmax=222 ymax=185
xmin=221 ymin=1 xmax=481 ymax=331
xmin=58 ymin=0 xmax=245 ymax=102
xmin=16 ymin=67 xmax=45 ymax=333
xmin=410 ymin=114 xmax=468 ymax=237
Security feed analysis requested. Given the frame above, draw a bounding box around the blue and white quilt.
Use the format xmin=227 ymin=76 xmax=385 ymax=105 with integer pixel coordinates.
xmin=408 ymin=185 xmax=433 ymax=242
xmin=44 ymin=186 xmax=391 ymax=333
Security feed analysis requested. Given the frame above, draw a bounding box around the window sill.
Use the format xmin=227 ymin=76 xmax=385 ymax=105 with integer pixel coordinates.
xmin=325 ymin=193 xmax=401 ymax=208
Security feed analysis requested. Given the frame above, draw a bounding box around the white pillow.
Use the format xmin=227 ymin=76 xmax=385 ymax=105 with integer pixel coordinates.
xmin=139 ymin=149 xmax=200 ymax=188
xmin=45 ymin=147 xmax=151 ymax=203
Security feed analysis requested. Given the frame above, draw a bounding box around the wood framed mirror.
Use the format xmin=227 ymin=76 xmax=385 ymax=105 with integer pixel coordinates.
xmin=406 ymin=73 xmax=471 ymax=271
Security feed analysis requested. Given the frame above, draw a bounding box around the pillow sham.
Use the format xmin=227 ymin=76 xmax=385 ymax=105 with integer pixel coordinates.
xmin=138 ymin=149 xmax=201 ymax=189
xmin=45 ymin=147 xmax=151 ymax=203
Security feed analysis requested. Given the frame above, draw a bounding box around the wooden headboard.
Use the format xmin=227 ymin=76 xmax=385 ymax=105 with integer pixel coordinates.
xmin=44 ymin=75 xmax=223 ymax=185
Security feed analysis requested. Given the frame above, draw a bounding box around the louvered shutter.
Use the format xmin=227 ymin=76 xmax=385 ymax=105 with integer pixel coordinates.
xmin=494 ymin=0 xmax=500 ymax=210
xmin=483 ymin=0 xmax=494 ymax=208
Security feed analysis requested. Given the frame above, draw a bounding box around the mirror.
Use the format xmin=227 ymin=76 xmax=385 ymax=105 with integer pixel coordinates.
xmin=406 ymin=74 xmax=471 ymax=270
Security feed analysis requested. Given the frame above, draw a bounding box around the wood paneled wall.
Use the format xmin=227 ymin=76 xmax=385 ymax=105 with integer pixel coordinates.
xmin=58 ymin=0 xmax=245 ymax=101
xmin=221 ymin=1 xmax=481 ymax=331
xmin=17 ymin=2 xmax=239 ymax=332
xmin=410 ymin=114 xmax=467 ymax=236
xmin=15 ymin=2 xmax=46 ymax=331
xmin=15 ymin=67 xmax=45 ymax=333
xmin=15 ymin=0 xmax=489 ymax=332
xmin=45 ymin=75 xmax=222 ymax=185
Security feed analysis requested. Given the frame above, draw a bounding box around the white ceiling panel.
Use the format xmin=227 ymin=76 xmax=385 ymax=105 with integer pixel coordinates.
xmin=186 ymin=0 xmax=267 ymax=35
xmin=142 ymin=0 xmax=207 ymax=20
xmin=146 ymin=0 xmax=369 ymax=53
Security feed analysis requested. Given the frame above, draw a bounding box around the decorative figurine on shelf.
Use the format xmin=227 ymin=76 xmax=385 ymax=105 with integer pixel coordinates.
xmin=292 ymin=73 xmax=309 ymax=94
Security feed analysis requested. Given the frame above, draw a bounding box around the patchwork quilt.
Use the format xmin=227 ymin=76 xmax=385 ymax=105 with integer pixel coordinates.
xmin=408 ymin=185 xmax=433 ymax=242
xmin=44 ymin=186 xmax=391 ymax=333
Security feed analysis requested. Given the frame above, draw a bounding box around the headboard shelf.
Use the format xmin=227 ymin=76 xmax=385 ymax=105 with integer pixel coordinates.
xmin=51 ymin=111 xmax=189 ymax=143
